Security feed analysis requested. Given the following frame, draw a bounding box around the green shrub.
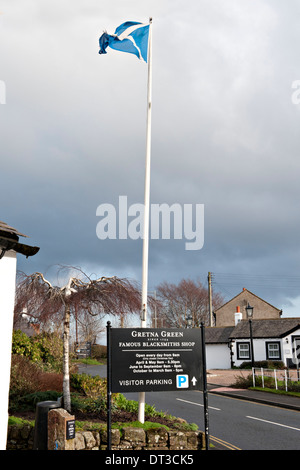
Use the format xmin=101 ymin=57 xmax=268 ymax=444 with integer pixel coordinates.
xmin=70 ymin=374 xmax=166 ymax=415
xmin=70 ymin=373 xmax=106 ymax=398
xmin=33 ymin=332 xmax=64 ymax=372
xmin=114 ymin=394 xmax=165 ymax=418
xmin=91 ymin=344 xmax=107 ymax=360
xmin=239 ymin=360 xmax=285 ymax=370
xmin=233 ymin=372 xmax=300 ymax=394
xmin=70 ymin=393 xmax=106 ymax=414
xmin=114 ymin=394 xmax=138 ymax=413
xmin=232 ymin=373 xmax=253 ymax=389
xmin=70 ymin=373 xmax=121 ymax=412
xmin=9 ymin=389 xmax=62 ymax=412
xmin=12 ymin=330 xmax=42 ymax=363
xmin=234 ymin=373 xmax=279 ymax=389
xmin=9 ymin=355 xmax=42 ymax=399
xmin=277 ymin=380 xmax=300 ymax=393
xmin=12 ymin=330 xmax=65 ymax=372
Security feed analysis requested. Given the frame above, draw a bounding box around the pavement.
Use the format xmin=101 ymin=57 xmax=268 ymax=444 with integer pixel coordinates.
xmin=207 ymin=369 xmax=300 ymax=412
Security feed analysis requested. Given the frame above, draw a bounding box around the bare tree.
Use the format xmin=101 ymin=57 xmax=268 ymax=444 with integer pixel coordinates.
xmin=14 ymin=268 xmax=141 ymax=411
xmin=156 ymin=278 xmax=224 ymax=328
xmin=75 ymin=310 xmax=104 ymax=345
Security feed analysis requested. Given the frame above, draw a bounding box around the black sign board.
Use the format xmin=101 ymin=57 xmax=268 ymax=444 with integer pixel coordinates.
xmin=66 ymin=419 xmax=75 ymax=440
xmin=109 ymin=328 xmax=203 ymax=393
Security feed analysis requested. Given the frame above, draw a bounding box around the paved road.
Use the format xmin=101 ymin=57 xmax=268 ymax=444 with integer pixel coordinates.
xmin=77 ymin=364 xmax=300 ymax=450
xmin=77 ymin=363 xmax=107 ymax=377
xmin=129 ymin=389 xmax=300 ymax=450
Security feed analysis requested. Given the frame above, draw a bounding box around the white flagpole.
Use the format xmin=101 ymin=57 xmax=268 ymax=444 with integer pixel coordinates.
xmin=138 ymin=17 xmax=152 ymax=423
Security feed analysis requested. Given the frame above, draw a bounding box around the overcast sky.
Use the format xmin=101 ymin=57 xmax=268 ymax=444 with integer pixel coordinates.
xmin=1 ymin=0 xmax=300 ymax=317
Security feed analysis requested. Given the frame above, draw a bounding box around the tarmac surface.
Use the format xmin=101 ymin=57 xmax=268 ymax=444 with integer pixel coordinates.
xmin=207 ymin=369 xmax=300 ymax=412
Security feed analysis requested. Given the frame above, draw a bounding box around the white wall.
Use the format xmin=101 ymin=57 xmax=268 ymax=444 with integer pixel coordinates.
xmin=206 ymin=344 xmax=232 ymax=369
xmin=282 ymin=329 xmax=300 ymax=367
xmin=232 ymin=338 xmax=285 ymax=368
xmin=0 ymin=251 xmax=17 ymax=450
xmin=206 ymin=329 xmax=300 ymax=370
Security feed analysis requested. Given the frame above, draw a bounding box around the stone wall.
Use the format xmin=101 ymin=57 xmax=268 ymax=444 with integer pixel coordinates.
xmin=7 ymin=423 xmax=34 ymax=450
xmin=7 ymin=421 xmax=205 ymax=451
xmin=74 ymin=426 xmax=205 ymax=450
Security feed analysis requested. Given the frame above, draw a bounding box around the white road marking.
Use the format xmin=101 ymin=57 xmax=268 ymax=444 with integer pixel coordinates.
xmin=246 ymin=416 xmax=300 ymax=432
xmin=176 ymin=398 xmax=221 ymax=411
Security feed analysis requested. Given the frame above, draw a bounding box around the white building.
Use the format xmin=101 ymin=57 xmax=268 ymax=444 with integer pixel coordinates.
xmin=205 ymin=327 xmax=234 ymax=369
xmin=0 ymin=221 xmax=39 ymax=450
xmin=229 ymin=318 xmax=300 ymax=369
xmin=205 ymin=318 xmax=300 ymax=370
xmin=205 ymin=289 xmax=300 ymax=370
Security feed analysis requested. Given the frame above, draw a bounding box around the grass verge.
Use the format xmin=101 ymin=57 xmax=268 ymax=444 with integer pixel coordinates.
xmin=249 ymin=386 xmax=300 ymax=398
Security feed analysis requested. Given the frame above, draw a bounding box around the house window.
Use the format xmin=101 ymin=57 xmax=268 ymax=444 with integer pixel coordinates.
xmin=237 ymin=342 xmax=250 ymax=360
xmin=266 ymin=342 xmax=281 ymax=360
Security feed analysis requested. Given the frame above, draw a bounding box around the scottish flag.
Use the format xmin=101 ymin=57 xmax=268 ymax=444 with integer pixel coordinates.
xmin=99 ymin=21 xmax=150 ymax=62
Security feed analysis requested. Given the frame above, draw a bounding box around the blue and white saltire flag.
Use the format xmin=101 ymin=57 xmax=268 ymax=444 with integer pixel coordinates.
xmin=99 ymin=21 xmax=150 ymax=62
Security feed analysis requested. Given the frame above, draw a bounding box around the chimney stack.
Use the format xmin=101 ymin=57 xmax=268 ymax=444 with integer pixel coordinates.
xmin=235 ymin=306 xmax=242 ymax=325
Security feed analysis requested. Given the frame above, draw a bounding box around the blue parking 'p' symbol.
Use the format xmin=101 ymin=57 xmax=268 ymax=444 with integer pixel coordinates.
xmin=176 ymin=374 xmax=189 ymax=388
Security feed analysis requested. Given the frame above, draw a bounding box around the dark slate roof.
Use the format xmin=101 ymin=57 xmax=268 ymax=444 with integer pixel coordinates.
xmin=205 ymin=326 xmax=235 ymax=344
xmin=0 ymin=220 xmax=39 ymax=258
xmin=0 ymin=220 xmax=27 ymax=240
xmin=204 ymin=319 xmax=300 ymax=344
xmin=229 ymin=318 xmax=300 ymax=339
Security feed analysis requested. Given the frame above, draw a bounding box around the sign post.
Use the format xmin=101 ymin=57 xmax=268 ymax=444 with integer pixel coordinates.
xmin=110 ymin=327 xmax=203 ymax=392
xmin=106 ymin=321 xmax=112 ymax=450
xmin=106 ymin=323 xmax=209 ymax=450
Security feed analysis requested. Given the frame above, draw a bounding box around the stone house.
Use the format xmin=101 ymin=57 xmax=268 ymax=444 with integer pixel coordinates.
xmin=213 ymin=288 xmax=282 ymax=327
xmin=205 ymin=288 xmax=300 ymax=369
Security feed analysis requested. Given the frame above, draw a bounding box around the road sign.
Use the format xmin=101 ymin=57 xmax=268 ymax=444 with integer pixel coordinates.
xmin=109 ymin=328 xmax=204 ymax=393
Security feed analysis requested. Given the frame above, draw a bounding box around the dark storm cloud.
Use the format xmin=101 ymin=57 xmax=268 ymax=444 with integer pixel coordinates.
xmin=1 ymin=0 xmax=300 ymax=314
